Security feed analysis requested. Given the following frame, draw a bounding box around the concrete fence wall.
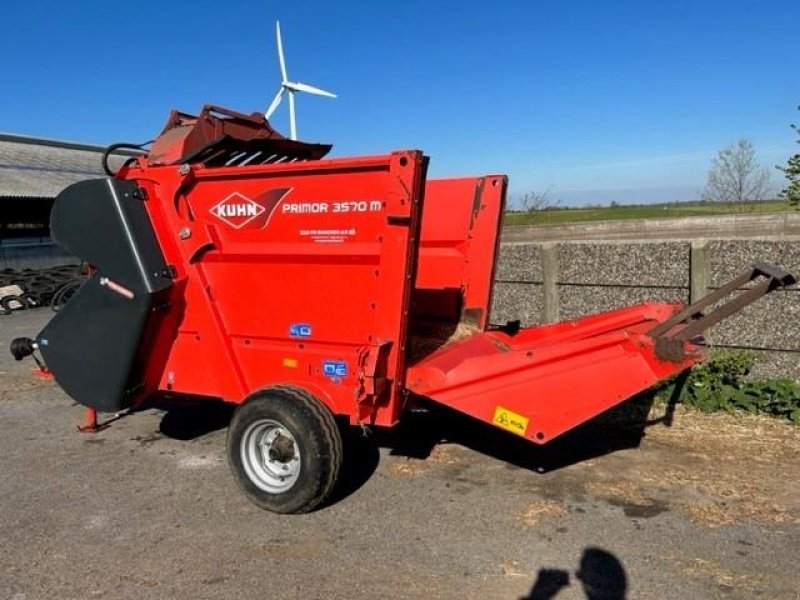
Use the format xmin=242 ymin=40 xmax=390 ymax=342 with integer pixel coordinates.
xmin=491 ymin=239 xmax=800 ymax=379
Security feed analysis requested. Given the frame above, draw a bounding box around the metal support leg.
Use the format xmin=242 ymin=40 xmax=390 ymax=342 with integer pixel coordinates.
xmin=77 ymin=408 xmax=100 ymax=433
xmin=32 ymin=366 xmax=53 ymax=380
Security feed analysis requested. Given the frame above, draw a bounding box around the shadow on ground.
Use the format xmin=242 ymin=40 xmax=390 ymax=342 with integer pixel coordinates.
xmin=379 ymin=371 xmax=686 ymax=474
xmin=522 ymin=546 xmax=628 ymax=599
xmin=145 ymin=373 xmax=686 ymax=509
xmin=148 ymin=395 xmax=380 ymax=507
xmin=155 ymin=396 xmax=235 ymax=441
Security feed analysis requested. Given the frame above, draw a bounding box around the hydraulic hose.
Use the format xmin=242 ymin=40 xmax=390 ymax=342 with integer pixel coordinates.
xmin=102 ymin=141 xmax=152 ymax=176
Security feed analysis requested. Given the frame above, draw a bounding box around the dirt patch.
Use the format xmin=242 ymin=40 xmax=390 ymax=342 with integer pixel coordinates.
xmin=679 ymin=504 xmax=737 ymax=527
xmin=238 ymin=537 xmax=333 ymax=561
xmin=586 ymin=481 xmax=651 ymax=507
xmin=498 ymin=560 xmax=527 ymax=577
xmin=520 ymin=499 xmax=568 ymax=527
xmin=580 ymin=406 xmax=800 ymax=527
xmin=679 ymin=557 xmax=768 ymax=593
xmin=389 ymin=458 xmax=428 ymax=476
xmin=427 ymin=445 xmax=463 ymax=465
xmin=645 ymin=408 xmax=800 ymax=460
xmin=585 ymin=481 xmax=669 ymax=519
xmin=644 ymin=408 xmax=800 ymax=526
xmin=0 ymin=373 xmax=55 ymax=397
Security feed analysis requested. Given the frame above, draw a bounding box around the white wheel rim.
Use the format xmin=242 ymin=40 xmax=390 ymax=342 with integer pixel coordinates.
xmin=240 ymin=419 xmax=301 ymax=494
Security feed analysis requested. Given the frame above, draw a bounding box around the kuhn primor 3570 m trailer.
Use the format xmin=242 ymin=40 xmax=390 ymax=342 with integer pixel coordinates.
xmin=11 ymin=106 xmax=795 ymax=513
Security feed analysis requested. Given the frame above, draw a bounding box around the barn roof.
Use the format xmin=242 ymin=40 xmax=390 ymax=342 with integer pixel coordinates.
xmin=0 ymin=133 xmax=135 ymax=198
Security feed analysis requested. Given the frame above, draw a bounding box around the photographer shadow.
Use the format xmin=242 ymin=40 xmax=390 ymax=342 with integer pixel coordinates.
xmin=523 ymin=547 xmax=627 ymax=600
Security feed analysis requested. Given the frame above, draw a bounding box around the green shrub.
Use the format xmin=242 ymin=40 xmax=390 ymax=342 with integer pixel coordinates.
xmin=655 ymin=350 xmax=800 ymax=423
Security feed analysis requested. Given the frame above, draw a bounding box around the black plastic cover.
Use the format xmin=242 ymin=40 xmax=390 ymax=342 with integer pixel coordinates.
xmin=37 ymin=179 xmax=173 ymax=411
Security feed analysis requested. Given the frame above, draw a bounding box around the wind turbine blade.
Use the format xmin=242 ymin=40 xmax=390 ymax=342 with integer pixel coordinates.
xmin=286 ymin=81 xmax=337 ymax=98
xmin=265 ymin=88 xmax=285 ymax=119
xmin=276 ymin=21 xmax=288 ymax=82
xmin=288 ymin=91 xmax=297 ymax=140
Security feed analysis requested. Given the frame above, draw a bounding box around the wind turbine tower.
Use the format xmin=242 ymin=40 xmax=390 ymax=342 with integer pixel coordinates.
xmin=264 ymin=21 xmax=337 ymax=141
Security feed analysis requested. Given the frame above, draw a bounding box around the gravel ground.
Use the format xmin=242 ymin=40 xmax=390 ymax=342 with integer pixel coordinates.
xmin=1 ymin=309 xmax=799 ymax=600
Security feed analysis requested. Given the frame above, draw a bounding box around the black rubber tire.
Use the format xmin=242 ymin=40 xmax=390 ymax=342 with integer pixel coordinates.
xmin=226 ymin=385 xmax=343 ymax=514
xmin=1 ymin=296 xmax=25 ymax=312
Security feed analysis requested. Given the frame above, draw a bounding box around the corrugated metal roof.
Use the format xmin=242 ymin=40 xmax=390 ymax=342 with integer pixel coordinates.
xmin=0 ymin=134 xmax=137 ymax=197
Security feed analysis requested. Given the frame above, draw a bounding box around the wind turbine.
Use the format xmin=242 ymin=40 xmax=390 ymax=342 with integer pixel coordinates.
xmin=264 ymin=21 xmax=337 ymax=141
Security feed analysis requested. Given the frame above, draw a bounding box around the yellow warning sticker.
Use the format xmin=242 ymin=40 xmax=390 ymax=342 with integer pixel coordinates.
xmin=492 ymin=406 xmax=529 ymax=437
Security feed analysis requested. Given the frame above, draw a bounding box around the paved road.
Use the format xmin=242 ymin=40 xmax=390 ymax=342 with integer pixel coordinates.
xmin=1 ymin=310 xmax=798 ymax=599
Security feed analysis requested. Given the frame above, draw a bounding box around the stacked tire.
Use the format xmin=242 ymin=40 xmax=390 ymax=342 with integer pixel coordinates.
xmin=0 ymin=264 xmax=84 ymax=315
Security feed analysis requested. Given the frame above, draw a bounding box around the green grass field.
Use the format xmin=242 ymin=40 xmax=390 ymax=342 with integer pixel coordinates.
xmin=504 ymin=200 xmax=793 ymax=227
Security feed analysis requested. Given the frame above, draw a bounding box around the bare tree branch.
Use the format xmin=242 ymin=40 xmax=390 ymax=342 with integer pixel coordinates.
xmin=702 ymin=140 xmax=772 ymax=209
xmin=517 ymin=188 xmax=561 ymax=213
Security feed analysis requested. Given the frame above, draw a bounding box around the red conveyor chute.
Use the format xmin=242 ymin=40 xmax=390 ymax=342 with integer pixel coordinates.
xmin=406 ymin=303 xmax=702 ymax=444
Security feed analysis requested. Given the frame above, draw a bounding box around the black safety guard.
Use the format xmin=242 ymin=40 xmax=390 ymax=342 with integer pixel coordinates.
xmin=36 ymin=179 xmax=173 ymax=411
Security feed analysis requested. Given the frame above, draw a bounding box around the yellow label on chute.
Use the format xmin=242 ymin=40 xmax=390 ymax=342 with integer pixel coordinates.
xmin=492 ymin=406 xmax=529 ymax=437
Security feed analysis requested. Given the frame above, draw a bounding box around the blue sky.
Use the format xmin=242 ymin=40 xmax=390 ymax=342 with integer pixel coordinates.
xmin=1 ymin=0 xmax=797 ymax=206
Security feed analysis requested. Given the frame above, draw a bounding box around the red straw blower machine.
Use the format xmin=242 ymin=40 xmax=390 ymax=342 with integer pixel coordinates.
xmin=11 ymin=106 xmax=795 ymax=513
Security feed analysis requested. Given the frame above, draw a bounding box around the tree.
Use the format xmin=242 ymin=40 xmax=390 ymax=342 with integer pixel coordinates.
xmin=702 ymin=139 xmax=771 ymax=209
xmin=777 ymin=107 xmax=800 ymax=208
xmin=517 ymin=188 xmax=561 ymax=213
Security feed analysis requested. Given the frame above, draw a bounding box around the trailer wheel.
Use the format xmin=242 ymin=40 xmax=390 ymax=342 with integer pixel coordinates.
xmin=227 ymin=386 xmax=342 ymax=514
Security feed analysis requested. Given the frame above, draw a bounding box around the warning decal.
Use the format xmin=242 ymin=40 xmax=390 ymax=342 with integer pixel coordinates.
xmin=492 ymin=406 xmax=529 ymax=437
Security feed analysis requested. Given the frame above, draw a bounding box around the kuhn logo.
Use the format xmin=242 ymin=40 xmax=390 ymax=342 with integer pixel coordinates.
xmin=210 ymin=193 xmax=266 ymax=229
xmin=209 ymin=188 xmax=293 ymax=230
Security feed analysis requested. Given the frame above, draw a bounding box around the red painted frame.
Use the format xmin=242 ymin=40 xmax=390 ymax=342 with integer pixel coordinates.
xmin=123 ymin=151 xmax=427 ymax=426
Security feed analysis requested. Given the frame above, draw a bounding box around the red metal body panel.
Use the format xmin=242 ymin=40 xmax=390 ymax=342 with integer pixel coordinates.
xmin=123 ymin=151 xmax=427 ymax=427
xmin=405 ymin=303 xmax=704 ymax=443
xmin=414 ymin=176 xmax=507 ymax=329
